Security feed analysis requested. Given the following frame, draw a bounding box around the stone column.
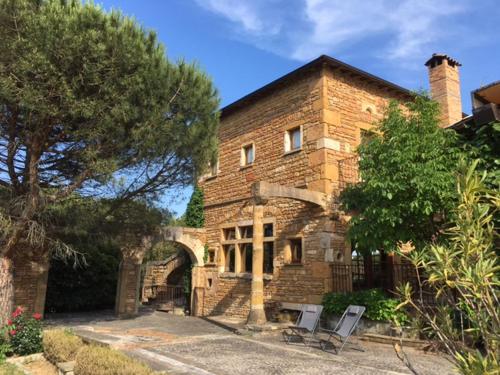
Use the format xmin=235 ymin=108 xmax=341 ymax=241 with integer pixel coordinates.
xmin=247 ymin=202 xmax=267 ymax=325
xmin=115 ymin=258 xmax=142 ymax=318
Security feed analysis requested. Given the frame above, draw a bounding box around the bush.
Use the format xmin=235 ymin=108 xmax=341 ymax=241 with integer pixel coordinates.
xmin=5 ymin=307 xmax=43 ymax=356
xmin=45 ymin=241 xmax=121 ymax=313
xmin=322 ymin=289 xmax=409 ymax=325
xmin=0 ymin=327 xmax=12 ymax=363
xmin=74 ymin=345 xmax=154 ymax=375
xmin=0 ymin=362 xmax=24 ymax=375
xmin=43 ymin=329 xmax=83 ymax=363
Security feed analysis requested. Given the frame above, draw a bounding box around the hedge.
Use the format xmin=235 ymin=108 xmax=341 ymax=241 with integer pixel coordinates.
xmin=322 ymin=289 xmax=409 ymax=325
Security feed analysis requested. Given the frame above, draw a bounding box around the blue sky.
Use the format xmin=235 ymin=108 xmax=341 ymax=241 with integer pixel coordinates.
xmin=97 ymin=0 xmax=500 ymax=217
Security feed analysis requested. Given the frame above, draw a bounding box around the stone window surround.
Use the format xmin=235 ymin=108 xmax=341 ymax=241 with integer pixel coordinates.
xmin=283 ymin=124 xmax=303 ymax=155
xmin=355 ymin=121 xmax=380 ymax=148
xmin=240 ymin=142 xmax=255 ymax=168
xmin=283 ymin=236 xmax=305 ymax=266
xmin=219 ymin=218 xmax=276 ymax=276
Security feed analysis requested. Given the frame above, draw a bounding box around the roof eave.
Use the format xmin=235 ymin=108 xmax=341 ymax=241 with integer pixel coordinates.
xmin=220 ymin=55 xmax=414 ymax=118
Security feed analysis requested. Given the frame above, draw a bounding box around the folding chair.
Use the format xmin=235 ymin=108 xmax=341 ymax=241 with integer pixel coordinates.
xmin=283 ymin=304 xmax=323 ymax=346
xmin=319 ymin=305 xmax=365 ymax=353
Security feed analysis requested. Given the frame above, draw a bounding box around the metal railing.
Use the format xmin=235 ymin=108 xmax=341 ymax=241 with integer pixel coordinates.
xmin=152 ymin=285 xmax=185 ymax=310
xmin=331 ymin=262 xmax=436 ymax=305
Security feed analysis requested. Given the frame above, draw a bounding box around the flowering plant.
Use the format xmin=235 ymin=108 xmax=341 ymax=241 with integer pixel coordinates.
xmin=4 ymin=306 xmax=43 ymax=356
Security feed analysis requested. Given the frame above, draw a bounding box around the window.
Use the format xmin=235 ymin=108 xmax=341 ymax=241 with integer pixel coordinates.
xmin=242 ymin=243 xmax=253 ymax=273
xmin=220 ymin=220 xmax=276 ymax=275
xmin=263 ymin=223 xmax=274 ymax=238
xmin=263 ymin=241 xmax=274 ymax=274
xmin=223 ymin=227 xmax=236 ymax=241
xmin=208 ymin=250 xmax=215 ymax=264
xmin=241 ymin=143 xmax=254 ymax=166
xmin=209 ymin=159 xmax=218 ymax=177
xmin=223 ymin=244 xmax=235 ymax=272
xmin=285 ymin=238 xmax=303 ymax=264
xmin=360 ymin=129 xmax=376 ymax=145
xmin=239 ymin=225 xmax=253 ymax=239
xmin=285 ymin=126 xmax=302 ymax=152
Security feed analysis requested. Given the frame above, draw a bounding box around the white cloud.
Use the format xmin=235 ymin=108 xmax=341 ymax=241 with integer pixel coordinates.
xmin=195 ymin=0 xmax=283 ymax=35
xmin=196 ymin=0 xmax=470 ymax=63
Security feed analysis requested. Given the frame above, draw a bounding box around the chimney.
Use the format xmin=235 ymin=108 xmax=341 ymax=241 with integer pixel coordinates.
xmin=425 ymin=53 xmax=463 ymax=127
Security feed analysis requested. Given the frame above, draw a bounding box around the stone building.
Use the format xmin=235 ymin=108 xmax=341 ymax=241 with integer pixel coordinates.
xmin=194 ymin=54 xmax=466 ymax=323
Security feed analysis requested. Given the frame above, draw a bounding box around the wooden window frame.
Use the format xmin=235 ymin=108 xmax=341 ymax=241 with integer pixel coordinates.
xmin=284 ymin=125 xmax=303 ymax=154
xmin=240 ymin=142 xmax=255 ymax=167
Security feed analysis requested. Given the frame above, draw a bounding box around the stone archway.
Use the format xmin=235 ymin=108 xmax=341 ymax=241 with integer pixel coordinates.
xmin=114 ymin=227 xmax=206 ymax=318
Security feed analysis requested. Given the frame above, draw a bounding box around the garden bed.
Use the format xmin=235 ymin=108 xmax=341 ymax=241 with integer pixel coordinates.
xmin=1 ymin=306 xmax=163 ymax=375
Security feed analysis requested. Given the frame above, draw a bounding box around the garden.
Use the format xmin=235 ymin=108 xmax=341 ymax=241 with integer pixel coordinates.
xmin=0 ymin=307 xmax=162 ymax=374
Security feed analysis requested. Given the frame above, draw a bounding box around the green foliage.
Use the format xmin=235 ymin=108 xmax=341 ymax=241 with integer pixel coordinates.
xmin=322 ymin=289 xmax=409 ymax=325
xmin=45 ymin=197 xmax=169 ymax=313
xmin=203 ymin=243 xmax=209 ymax=264
xmin=5 ymin=307 xmax=43 ymax=356
xmin=396 ymin=161 xmax=499 ymax=374
xmin=0 ymin=325 xmax=11 ymax=363
xmin=45 ymin=241 xmax=120 ymax=313
xmin=458 ymin=121 xmax=500 ymax=191
xmin=185 ymin=186 xmax=205 ymax=228
xmin=341 ymin=95 xmax=459 ymax=253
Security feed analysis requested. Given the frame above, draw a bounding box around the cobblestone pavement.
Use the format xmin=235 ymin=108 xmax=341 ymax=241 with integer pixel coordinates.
xmin=48 ymin=310 xmax=454 ymax=375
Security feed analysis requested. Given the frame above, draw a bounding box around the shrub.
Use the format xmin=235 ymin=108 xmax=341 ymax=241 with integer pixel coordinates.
xmin=0 ymin=326 xmax=12 ymax=363
xmin=43 ymin=329 xmax=83 ymax=363
xmin=0 ymin=362 xmax=24 ymax=375
xmin=322 ymin=289 xmax=409 ymax=325
xmin=5 ymin=307 xmax=43 ymax=356
xmin=74 ymin=345 xmax=154 ymax=375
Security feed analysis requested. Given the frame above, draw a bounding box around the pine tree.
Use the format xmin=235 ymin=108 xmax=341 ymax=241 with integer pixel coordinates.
xmin=0 ymin=0 xmax=219 ymax=322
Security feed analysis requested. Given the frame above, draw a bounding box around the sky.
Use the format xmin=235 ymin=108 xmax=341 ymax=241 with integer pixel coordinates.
xmin=97 ymin=0 xmax=500 ymax=217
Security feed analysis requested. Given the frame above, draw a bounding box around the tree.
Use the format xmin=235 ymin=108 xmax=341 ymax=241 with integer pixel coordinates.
xmin=45 ymin=197 xmax=170 ymax=313
xmin=341 ymin=95 xmax=460 ymax=253
xmin=396 ymin=161 xmax=499 ymax=374
xmin=184 ymin=186 xmax=204 ymax=228
xmin=0 ymin=0 xmax=219 ymax=321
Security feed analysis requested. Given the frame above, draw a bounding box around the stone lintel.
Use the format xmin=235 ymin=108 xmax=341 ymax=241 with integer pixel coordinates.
xmin=252 ymin=181 xmax=327 ymax=209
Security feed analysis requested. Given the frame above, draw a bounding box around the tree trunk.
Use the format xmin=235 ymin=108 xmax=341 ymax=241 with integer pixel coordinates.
xmin=0 ymin=255 xmax=14 ymax=325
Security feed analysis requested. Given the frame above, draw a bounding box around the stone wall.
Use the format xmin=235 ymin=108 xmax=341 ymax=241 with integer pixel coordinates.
xmin=141 ymin=254 xmax=186 ymax=302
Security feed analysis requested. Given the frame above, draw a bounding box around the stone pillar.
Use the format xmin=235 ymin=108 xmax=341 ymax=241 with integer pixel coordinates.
xmin=115 ymin=258 xmax=141 ymax=318
xmin=12 ymin=247 xmax=49 ymax=317
xmin=247 ymin=203 xmax=267 ymax=325
xmin=191 ymin=265 xmax=206 ymax=316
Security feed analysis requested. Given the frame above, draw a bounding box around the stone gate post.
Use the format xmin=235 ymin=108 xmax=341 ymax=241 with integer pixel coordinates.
xmin=115 ymin=257 xmax=142 ymax=318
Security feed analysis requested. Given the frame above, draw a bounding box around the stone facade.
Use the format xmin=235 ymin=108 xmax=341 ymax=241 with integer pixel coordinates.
xmin=198 ymin=56 xmax=413 ymax=319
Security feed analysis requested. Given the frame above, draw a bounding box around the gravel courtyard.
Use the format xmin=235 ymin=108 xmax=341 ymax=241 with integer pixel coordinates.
xmin=48 ymin=310 xmax=454 ymax=375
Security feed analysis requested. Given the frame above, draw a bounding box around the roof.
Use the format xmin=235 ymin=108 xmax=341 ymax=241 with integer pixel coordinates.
xmin=446 ymin=114 xmax=474 ymax=131
xmin=220 ymin=55 xmax=414 ymax=118
xmin=473 ymin=80 xmax=500 ymax=106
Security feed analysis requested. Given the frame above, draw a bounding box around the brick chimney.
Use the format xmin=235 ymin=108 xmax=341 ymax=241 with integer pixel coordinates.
xmin=425 ymin=53 xmax=463 ymax=127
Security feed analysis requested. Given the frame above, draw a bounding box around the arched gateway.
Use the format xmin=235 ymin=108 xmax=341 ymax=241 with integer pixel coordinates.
xmin=114 ymin=226 xmax=206 ymax=317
